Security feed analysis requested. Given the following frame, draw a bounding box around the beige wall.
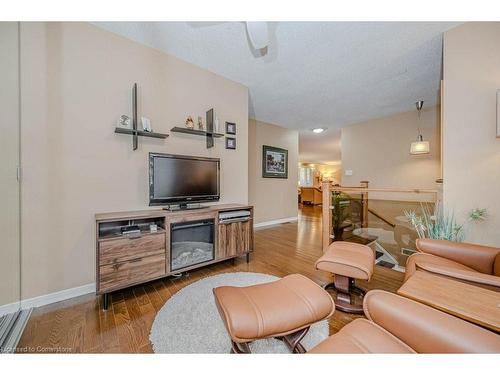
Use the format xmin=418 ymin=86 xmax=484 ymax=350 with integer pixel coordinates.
xmin=0 ymin=22 xmax=20 ymax=307
xmin=19 ymin=22 xmax=248 ymax=299
xmin=341 ymin=106 xmax=441 ymax=201
xmin=443 ymin=22 xmax=500 ymax=246
xmin=248 ymin=119 xmax=299 ymax=224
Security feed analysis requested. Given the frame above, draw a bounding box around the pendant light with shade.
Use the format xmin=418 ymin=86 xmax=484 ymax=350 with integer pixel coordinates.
xmin=410 ymin=100 xmax=430 ymax=155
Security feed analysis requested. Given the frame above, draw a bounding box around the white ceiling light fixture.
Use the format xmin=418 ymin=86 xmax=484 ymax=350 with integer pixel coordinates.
xmin=410 ymin=100 xmax=430 ymax=155
xmin=312 ymin=128 xmax=325 ymax=133
xmin=245 ymin=22 xmax=269 ymax=50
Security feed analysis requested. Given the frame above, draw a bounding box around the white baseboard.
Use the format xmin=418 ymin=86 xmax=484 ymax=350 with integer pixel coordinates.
xmin=20 ymin=283 xmax=96 ymax=310
xmin=254 ymin=216 xmax=298 ymax=229
xmin=0 ymin=283 xmax=96 ymax=315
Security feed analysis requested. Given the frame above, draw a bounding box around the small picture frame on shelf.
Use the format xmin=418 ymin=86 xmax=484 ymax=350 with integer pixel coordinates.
xmin=141 ymin=117 xmax=152 ymax=132
xmin=226 ymin=137 xmax=236 ymax=150
xmin=117 ymin=115 xmax=132 ymax=129
xmin=226 ymin=122 xmax=236 ymax=135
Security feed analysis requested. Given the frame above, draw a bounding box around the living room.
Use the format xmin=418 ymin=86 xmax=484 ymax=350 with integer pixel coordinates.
xmin=1 ymin=1 xmax=499 ymax=373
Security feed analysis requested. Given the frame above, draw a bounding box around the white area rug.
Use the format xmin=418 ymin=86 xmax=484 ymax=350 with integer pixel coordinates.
xmin=149 ymin=272 xmax=329 ymax=353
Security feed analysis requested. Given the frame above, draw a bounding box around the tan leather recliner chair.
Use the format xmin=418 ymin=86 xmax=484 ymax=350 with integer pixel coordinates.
xmin=404 ymin=238 xmax=500 ymax=290
xmin=309 ymin=290 xmax=500 ymax=353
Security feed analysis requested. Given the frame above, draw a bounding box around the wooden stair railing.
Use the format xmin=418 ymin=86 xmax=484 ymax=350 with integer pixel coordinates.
xmin=322 ymin=181 xmax=439 ymax=252
xmin=367 ymin=208 xmax=396 ymax=228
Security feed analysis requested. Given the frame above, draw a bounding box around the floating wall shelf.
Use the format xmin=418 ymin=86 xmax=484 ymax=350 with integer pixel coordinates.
xmin=170 ymin=108 xmax=220 ymax=149
xmin=115 ymin=83 xmax=169 ymax=150
xmin=115 ymin=127 xmax=168 ymax=139
xmin=170 ymin=127 xmax=224 ymax=138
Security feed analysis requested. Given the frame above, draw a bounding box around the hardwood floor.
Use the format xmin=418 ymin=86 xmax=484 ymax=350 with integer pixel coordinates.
xmin=17 ymin=205 xmax=404 ymax=353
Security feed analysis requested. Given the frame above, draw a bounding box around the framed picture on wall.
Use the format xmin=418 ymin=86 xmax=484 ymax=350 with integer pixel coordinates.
xmin=497 ymin=90 xmax=500 ymax=138
xmin=226 ymin=122 xmax=236 ymax=135
xmin=226 ymin=137 xmax=236 ymax=150
xmin=262 ymin=145 xmax=288 ymax=179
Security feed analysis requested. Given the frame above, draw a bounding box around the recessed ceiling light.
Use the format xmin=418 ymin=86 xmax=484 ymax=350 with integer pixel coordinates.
xmin=312 ymin=128 xmax=325 ymax=133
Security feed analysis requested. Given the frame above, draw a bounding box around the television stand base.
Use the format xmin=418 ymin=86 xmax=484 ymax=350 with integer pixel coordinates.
xmin=163 ymin=203 xmax=207 ymax=211
xmin=95 ymin=204 xmax=253 ymax=311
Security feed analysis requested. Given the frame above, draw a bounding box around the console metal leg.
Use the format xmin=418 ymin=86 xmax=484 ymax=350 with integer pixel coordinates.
xmin=246 ymin=252 xmax=250 ymax=263
xmin=103 ymin=293 xmax=109 ymax=310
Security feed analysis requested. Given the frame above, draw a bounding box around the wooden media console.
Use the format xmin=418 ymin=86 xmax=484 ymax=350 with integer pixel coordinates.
xmin=95 ymin=204 xmax=253 ymax=309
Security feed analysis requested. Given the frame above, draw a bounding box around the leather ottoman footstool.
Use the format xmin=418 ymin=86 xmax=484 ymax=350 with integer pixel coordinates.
xmin=315 ymin=241 xmax=374 ymax=314
xmin=213 ymin=274 xmax=335 ymax=353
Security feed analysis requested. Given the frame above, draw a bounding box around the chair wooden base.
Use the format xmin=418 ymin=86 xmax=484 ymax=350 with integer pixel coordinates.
xmin=230 ymin=341 xmax=251 ymax=354
xmin=279 ymin=327 xmax=309 ymax=353
xmin=324 ymin=275 xmax=366 ymax=314
xmin=229 ymin=327 xmax=310 ymax=354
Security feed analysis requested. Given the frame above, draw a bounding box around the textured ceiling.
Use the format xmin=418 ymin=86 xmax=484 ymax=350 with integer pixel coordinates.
xmin=299 ymin=129 xmax=342 ymax=165
xmin=94 ymin=21 xmax=459 ymax=163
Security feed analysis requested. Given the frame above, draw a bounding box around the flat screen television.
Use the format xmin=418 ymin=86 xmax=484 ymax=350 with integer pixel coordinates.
xmin=149 ymin=153 xmax=220 ymax=207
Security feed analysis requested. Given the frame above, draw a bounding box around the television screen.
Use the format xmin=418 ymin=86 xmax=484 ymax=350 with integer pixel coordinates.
xmin=149 ymin=153 xmax=220 ymax=206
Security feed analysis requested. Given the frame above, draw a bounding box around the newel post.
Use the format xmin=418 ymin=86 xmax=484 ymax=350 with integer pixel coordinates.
xmin=322 ymin=181 xmax=332 ymax=253
xmin=360 ymin=181 xmax=369 ymax=228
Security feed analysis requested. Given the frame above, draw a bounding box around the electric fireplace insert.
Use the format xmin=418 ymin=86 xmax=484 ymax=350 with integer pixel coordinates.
xmin=170 ymin=219 xmax=215 ymax=271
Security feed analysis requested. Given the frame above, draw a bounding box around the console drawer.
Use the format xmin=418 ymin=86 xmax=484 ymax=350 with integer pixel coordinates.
xmin=99 ymin=232 xmax=165 ymax=266
xmin=98 ymin=254 xmax=166 ymax=292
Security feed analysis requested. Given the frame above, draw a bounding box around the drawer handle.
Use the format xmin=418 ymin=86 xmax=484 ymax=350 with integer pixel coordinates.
xmin=112 ymin=258 xmax=141 ymax=270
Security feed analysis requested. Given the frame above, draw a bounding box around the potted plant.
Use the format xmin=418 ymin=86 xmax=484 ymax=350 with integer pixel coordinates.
xmin=404 ymin=203 xmax=487 ymax=241
xmin=331 ymin=191 xmax=351 ymax=241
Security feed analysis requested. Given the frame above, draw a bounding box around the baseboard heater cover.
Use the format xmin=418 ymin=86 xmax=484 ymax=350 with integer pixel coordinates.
xmin=0 ymin=308 xmax=32 ymax=353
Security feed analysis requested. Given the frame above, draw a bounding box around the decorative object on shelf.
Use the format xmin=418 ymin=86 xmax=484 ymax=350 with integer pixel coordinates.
xmin=497 ymin=90 xmax=500 ymax=138
xmin=170 ymin=108 xmax=222 ymax=149
xmin=114 ymin=83 xmax=168 ymax=150
xmin=197 ymin=116 xmax=204 ymax=131
xmin=410 ymin=100 xmax=430 ymax=155
xmin=185 ymin=116 xmax=194 ymax=129
xmin=226 ymin=121 xmax=236 ymax=135
xmin=225 ymin=137 xmax=236 ymax=150
xmin=141 ymin=117 xmax=152 ymax=132
xmin=150 ymin=224 xmax=158 ymax=233
xmin=262 ymin=145 xmax=288 ymax=178
xmin=117 ymin=114 xmax=132 ymax=129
